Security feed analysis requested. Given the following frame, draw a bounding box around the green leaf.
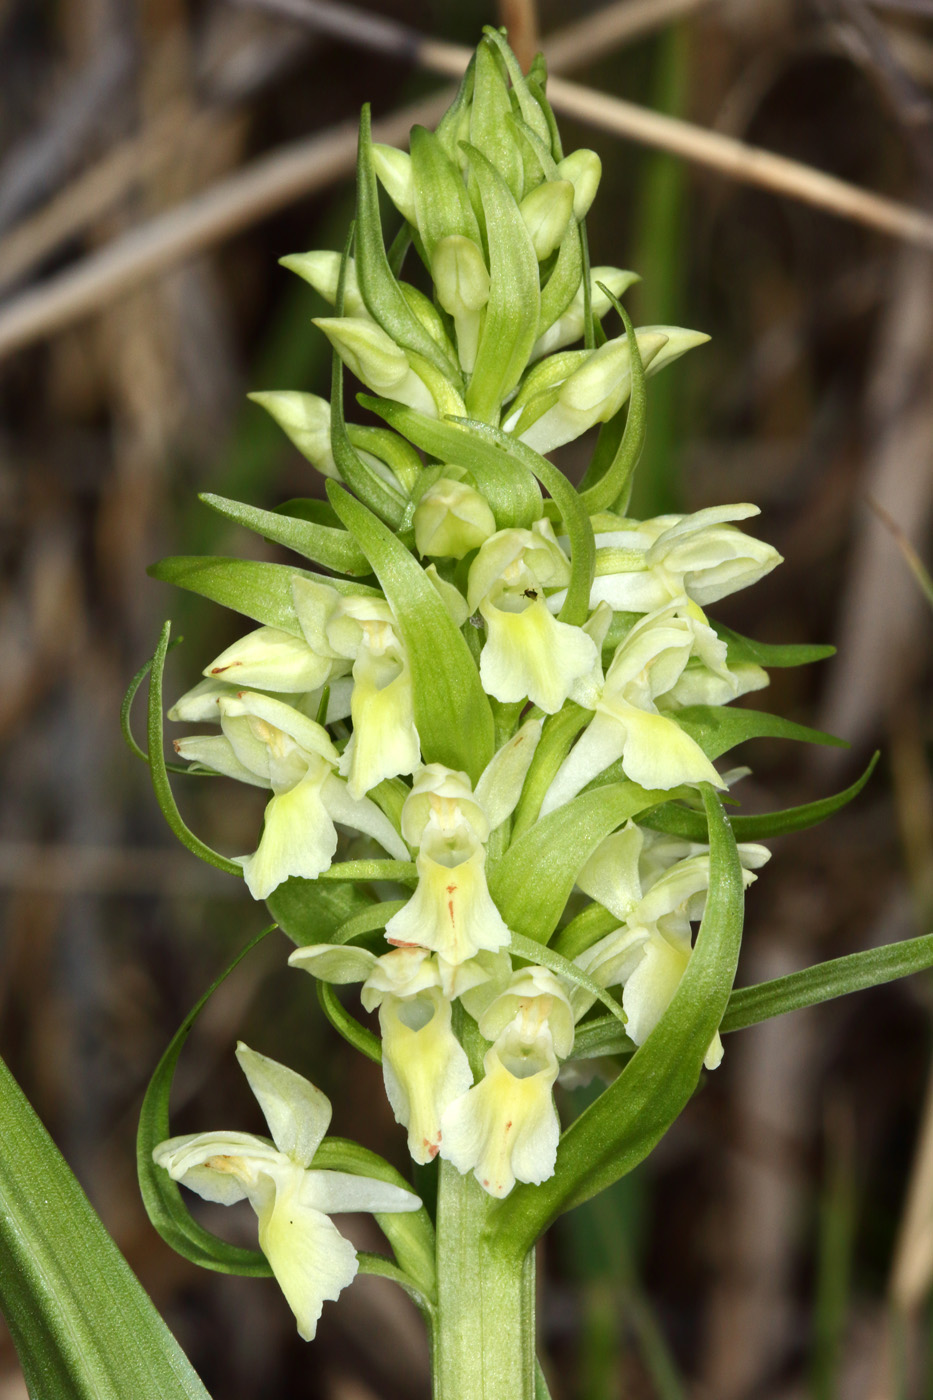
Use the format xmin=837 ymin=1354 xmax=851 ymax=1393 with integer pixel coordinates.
xmin=641 ymin=753 xmax=879 ymax=844
xmin=329 ymin=230 xmax=411 ymax=529
xmin=317 ymin=980 xmax=383 ymax=1063
xmin=0 ymin=1053 xmax=211 ymax=1400
xmin=446 ymin=417 xmax=595 ymax=627
xmin=410 ymin=124 xmax=481 ymax=258
xmin=494 ymin=787 xmax=745 ymax=1250
xmin=461 ymin=142 xmax=540 ymax=423
xmin=199 ymin=492 xmax=371 ymax=576
xmin=360 ymin=395 xmax=543 ymax=529
xmin=488 ymin=781 xmax=681 ymax=945
xmin=469 ymin=38 xmax=523 ymax=199
xmin=721 ymin=931 xmax=933 ymax=1033
xmin=672 ymin=704 xmax=847 ymax=761
xmin=265 ymin=876 xmax=375 ymax=948
xmin=147 ymin=557 xmax=376 ymax=636
xmin=537 ymin=222 xmax=583 ymax=339
xmin=355 ymin=106 xmax=460 ymax=381
xmin=715 ymin=624 xmax=836 ymax=669
xmin=122 ymin=633 xmax=210 ymax=777
xmin=138 ymin=926 xmax=277 ymax=1277
xmin=579 ymin=292 xmax=646 ymax=516
xmin=146 ymin=623 xmax=243 ymax=879
xmin=510 ymin=931 xmax=627 ymax=1032
xmin=569 ymin=1013 xmax=635 ymax=1060
xmin=510 ymin=703 xmax=589 ymax=840
xmin=327 ymin=483 xmax=495 ymax=783
xmin=319 ymin=858 xmax=417 ymax=886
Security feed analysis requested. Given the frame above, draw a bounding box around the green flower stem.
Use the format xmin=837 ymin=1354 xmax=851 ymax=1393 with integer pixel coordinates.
xmin=434 ymin=1160 xmax=535 ymax=1400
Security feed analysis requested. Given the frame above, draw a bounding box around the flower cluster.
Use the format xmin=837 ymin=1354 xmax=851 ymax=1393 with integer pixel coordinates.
xmin=152 ymin=30 xmax=784 ymax=1338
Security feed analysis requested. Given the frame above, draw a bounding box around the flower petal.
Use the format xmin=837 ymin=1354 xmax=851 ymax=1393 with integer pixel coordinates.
xmin=235 ymin=1043 xmax=332 ymax=1167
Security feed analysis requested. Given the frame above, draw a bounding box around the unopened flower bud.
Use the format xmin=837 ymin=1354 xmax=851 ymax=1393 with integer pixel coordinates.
xmin=247 ymin=392 xmax=338 ymax=477
xmin=556 ymin=149 xmax=602 ymax=220
xmin=279 ymin=251 xmax=368 ymax=317
xmin=414 ymin=477 xmax=496 ymax=559
xmin=313 ymin=317 xmax=436 ymax=416
xmin=372 ymin=144 xmax=417 ymax=224
xmin=519 ymin=179 xmax=575 ymax=261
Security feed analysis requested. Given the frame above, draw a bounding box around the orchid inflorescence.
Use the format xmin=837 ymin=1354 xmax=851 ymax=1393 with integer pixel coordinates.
xmin=144 ymin=28 xmax=846 ymax=1357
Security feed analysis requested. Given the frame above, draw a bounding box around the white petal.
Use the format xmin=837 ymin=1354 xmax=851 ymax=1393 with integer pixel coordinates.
xmin=235 ymin=1043 xmax=332 ymax=1167
xmin=238 ymin=769 xmax=338 ymax=900
xmin=300 ymin=1169 xmax=421 ymax=1217
xmin=474 ymin=719 xmax=543 ymax=830
xmin=479 ymin=597 xmax=597 ymax=714
xmin=289 ymin=943 xmax=380 ymax=986
xmin=256 ymin=1168 xmax=359 ymax=1341
xmin=322 ymin=773 xmax=410 ymax=861
xmin=173 ymin=735 xmax=271 ymax=789
xmin=379 ymin=990 xmax=474 ymax=1164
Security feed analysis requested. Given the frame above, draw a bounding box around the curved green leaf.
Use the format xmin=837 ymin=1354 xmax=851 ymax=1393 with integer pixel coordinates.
xmin=493 ymin=787 xmax=744 ymax=1251
xmin=641 ymin=753 xmax=879 ymax=844
xmin=138 ymin=926 xmax=277 ymax=1277
xmin=721 ymin=931 xmax=933 ymax=1033
xmin=716 ymin=624 xmax=836 ymax=669
xmin=122 ymin=634 xmax=208 ymax=776
xmin=488 ymin=780 xmax=683 ymax=945
xmin=327 ymin=483 xmax=495 ymax=783
xmin=147 ymin=623 xmax=243 ymax=878
xmin=317 ymin=981 xmax=382 ymax=1064
xmin=356 ymin=106 xmax=460 ymax=382
xmin=672 ymin=704 xmax=847 ymax=761
xmin=200 ymin=492 xmax=371 ymax=576
xmin=510 ymin=703 xmax=589 ymax=841
xmin=0 ymin=1053 xmax=211 ymax=1400
xmin=569 ymin=1013 xmax=635 ymax=1060
xmin=359 ymin=394 xmax=543 ymax=529
xmin=447 ymin=417 xmax=595 ymax=627
xmin=147 ymin=557 xmax=377 ymax=636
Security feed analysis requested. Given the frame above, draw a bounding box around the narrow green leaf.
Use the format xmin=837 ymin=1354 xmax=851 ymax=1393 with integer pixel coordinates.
xmin=510 ymin=931 xmax=628 ymax=1032
xmin=579 ymin=293 xmax=646 ymax=516
xmin=331 ymin=900 xmax=408 ymax=945
xmin=488 ymin=781 xmax=680 ymax=945
xmin=721 ymin=932 xmax=933 ymax=1033
xmin=317 ymin=981 xmax=382 ymax=1063
xmin=469 ymin=38 xmax=524 ymax=199
xmin=330 ymin=229 xmax=411 ymax=528
xmin=551 ymin=902 xmax=619 ymax=961
xmin=147 ymin=557 xmax=376 ymax=636
xmin=138 ymin=926 xmax=277 ymax=1276
xmin=447 ymin=417 xmax=595 ymax=626
xmin=673 ymin=704 xmax=847 ymax=761
xmin=0 ymin=1054 xmax=211 ymax=1400
xmin=200 ymin=492 xmax=371 ymax=576
xmin=538 ymin=223 xmax=583 ymax=339
xmin=327 ymin=483 xmax=495 ymax=783
xmin=641 ymin=753 xmax=879 ymax=844
xmin=356 ymin=106 xmax=460 ymax=381
xmin=461 ymin=142 xmax=540 ymax=422
xmin=510 ymin=703 xmax=589 ymax=840
xmin=360 ymin=395 xmax=543 ymax=529
xmin=410 ymin=124 xmax=481 ymax=258
xmin=569 ymin=1014 xmax=635 ymax=1060
xmin=122 ymin=635 xmax=207 ymax=776
xmin=319 ymin=858 xmax=417 ymax=885
xmin=147 ymin=623 xmax=243 ymax=879
xmin=495 ymin=787 xmax=744 ymax=1249
xmin=716 ymin=623 xmax=836 ymax=669
xmin=265 ymin=876 xmax=375 ymax=948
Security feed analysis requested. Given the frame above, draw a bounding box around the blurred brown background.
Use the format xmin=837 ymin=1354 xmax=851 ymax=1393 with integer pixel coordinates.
xmin=3 ymin=0 xmax=933 ymax=1396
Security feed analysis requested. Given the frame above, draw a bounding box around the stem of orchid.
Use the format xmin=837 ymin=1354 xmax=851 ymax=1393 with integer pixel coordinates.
xmin=433 ymin=1158 xmax=535 ymax=1400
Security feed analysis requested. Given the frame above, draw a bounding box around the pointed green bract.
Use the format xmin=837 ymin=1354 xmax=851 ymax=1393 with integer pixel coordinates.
xmin=462 ymin=143 xmax=540 ymax=423
xmin=579 ymin=294 xmax=647 ymax=515
xmin=641 ymin=753 xmax=879 ymax=843
xmin=489 ymin=781 xmax=685 ymax=944
xmin=328 ymin=483 xmax=495 ymax=782
xmin=494 ymin=787 xmax=744 ymax=1249
xmin=715 ymin=624 xmax=836 ymax=669
xmin=200 ymin=492 xmax=371 ymax=576
xmin=360 ymin=395 xmax=544 ymax=528
xmin=356 ymin=106 xmax=461 ymax=382
xmin=265 ymin=876 xmax=375 ymax=947
xmin=148 ymin=557 xmax=376 ymax=635
xmin=672 ymin=705 xmax=848 ymax=761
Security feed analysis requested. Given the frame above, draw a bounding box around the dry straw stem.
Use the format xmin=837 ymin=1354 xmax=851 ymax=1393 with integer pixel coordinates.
xmin=2 ymin=0 xmax=933 ymax=359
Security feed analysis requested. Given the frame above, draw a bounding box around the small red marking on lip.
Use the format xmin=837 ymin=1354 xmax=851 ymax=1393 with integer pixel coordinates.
xmin=210 ymin=663 xmax=239 ymax=674
xmin=446 ymin=884 xmax=457 ymax=894
xmin=483 ymin=1179 xmax=489 ymax=1187
xmin=505 ymin=1121 xmax=512 ymax=1132
xmin=387 ymin=938 xmax=420 ymax=948
xmin=425 ymin=1141 xmax=439 ymax=1159
xmin=447 ymin=900 xmax=455 ymax=922
xmin=173 ymin=740 xmax=182 ymax=752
